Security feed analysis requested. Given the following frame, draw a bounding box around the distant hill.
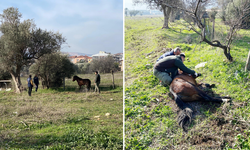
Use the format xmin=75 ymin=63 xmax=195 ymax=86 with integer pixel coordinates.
xmin=62 ymin=51 xmax=123 ymax=56
xmin=61 ymin=52 xmax=93 ymax=56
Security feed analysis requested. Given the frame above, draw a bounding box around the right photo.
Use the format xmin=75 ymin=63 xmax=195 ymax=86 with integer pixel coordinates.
xmin=124 ymin=0 xmax=250 ymax=149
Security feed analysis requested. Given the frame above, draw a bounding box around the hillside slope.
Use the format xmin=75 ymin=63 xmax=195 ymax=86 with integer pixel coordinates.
xmin=125 ymin=16 xmax=250 ymax=149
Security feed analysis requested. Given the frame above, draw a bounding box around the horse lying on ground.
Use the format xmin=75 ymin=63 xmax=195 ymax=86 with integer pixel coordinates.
xmin=169 ymin=73 xmax=231 ymax=131
xmin=72 ymin=75 xmax=91 ymax=91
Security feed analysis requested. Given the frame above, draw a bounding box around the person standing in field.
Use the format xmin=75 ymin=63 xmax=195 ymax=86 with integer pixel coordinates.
xmin=94 ymin=71 xmax=101 ymax=94
xmin=33 ymin=75 xmax=39 ymax=92
xmin=27 ymin=75 xmax=33 ymax=96
xmin=156 ymin=47 xmax=181 ymax=62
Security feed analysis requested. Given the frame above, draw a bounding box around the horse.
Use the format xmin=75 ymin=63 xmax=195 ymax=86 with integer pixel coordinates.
xmin=72 ymin=75 xmax=91 ymax=91
xmin=169 ymin=73 xmax=231 ymax=131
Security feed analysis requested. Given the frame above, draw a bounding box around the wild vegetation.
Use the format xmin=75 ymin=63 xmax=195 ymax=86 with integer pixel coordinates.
xmin=125 ymin=16 xmax=250 ymax=149
xmin=0 ymin=72 xmax=123 ymax=149
xmin=0 ymin=7 xmax=65 ymax=93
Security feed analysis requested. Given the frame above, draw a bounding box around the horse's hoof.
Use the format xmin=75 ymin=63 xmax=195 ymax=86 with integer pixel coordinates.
xmin=210 ymin=84 xmax=215 ymax=88
xmin=222 ymin=98 xmax=231 ymax=102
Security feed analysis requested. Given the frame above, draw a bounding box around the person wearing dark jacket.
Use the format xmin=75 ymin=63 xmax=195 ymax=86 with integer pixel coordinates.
xmin=27 ymin=75 xmax=33 ymax=96
xmin=153 ymin=53 xmax=200 ymax=86
xmin=33 ymin=75 xmax=39 ymax=92
xmin=156 ymin=47 xmax=181 ymax=62
xmin=94 ymin=71 xmax=101 ymax=93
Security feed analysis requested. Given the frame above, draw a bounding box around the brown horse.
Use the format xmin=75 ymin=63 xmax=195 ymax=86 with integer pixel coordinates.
xmin=72 ymin=75 xmax=91 ymax=91
xmin=169 ymin=73 xmax=231 ymax=131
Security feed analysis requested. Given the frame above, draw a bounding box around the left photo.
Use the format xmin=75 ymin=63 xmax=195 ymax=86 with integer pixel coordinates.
xmin=0 ymin=1 xmax=123 ymax=149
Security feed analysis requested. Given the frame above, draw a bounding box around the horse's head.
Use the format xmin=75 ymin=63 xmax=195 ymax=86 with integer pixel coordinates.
xmin=72 ymin=76 xmax=76 ymax=82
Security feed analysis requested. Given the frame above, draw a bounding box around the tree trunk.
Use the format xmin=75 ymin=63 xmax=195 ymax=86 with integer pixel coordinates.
xmin=162 ymin=5 xmax=172 ymax=29
xmin=245 ymin=50 xmax=250 ymax=71
xmin=212 ymin=20 xmax=215 ymax=40
xmin=111 ymin=70 xmax=115 ymax=89
xmin=46 ymin=75 xmax=50 ymax=89
xmin=10 ymin=70 xmax=22 ymax=94
xmin=223 ymin=47 xmax=233 ymax=62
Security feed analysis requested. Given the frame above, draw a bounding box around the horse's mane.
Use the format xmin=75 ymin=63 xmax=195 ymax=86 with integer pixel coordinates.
xmin=73 ymin=75 xmax=82 ymax=80
xmin=73 ymin=75 xmax=90 ymax=81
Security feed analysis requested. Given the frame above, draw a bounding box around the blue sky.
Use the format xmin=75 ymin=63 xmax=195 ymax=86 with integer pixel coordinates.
xmin=0 ymin=0 xmax=123 ymax=55
xmin=125 ymin=0 xmax=149 ymax=10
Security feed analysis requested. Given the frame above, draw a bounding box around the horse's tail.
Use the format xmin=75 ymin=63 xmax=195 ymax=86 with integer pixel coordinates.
xmin=170 ymin=88 xmax=193 ymax=131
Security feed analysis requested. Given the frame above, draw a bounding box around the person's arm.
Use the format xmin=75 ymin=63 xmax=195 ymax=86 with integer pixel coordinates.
xmin=94 ymin=75 xmax=97 ymax=83
xmin=175 ymin=59 xmax=195 ymax=75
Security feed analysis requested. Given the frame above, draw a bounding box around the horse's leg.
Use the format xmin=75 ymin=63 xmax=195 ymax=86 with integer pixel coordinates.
xmin=198 ymin=83 xmax=216 ymax=88
xmin=87 ymin=84 xmax=90 ymax=91
xmin=196 ymin=87 xmax=230 ymax=102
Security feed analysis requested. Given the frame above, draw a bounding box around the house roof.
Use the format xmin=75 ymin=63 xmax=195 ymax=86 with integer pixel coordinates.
xmin=70 ymin=55 xmax=92 ymax=59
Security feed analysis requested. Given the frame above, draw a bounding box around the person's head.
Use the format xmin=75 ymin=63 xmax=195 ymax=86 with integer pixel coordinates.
xmin=173 ymin=47 xmax=181 ymax=55
xmin=35 ymin=74 xmax=37 ymax=77
xmin=29 ymin=75 xmax=32 ymax=78
xmin=95 ymin=71 xmax=98 ymax=74
xmin=180 ymin=53 xmax=185 ymax=62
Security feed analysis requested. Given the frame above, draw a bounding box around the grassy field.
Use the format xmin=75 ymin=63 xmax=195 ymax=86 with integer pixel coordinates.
xmin=125 ymin=16 xmax=250 ymax=149
xmin=0 ymin=72 xmax=123 ymax=149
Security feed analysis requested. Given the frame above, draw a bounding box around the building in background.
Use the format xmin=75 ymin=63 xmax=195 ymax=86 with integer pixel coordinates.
xmin=69 ymin=51 xmax=123 ymax=71
xmin=91 ymin=51 xmax=111 ymax=59
xmin=69 ymin=55 xmax=92 ymax=63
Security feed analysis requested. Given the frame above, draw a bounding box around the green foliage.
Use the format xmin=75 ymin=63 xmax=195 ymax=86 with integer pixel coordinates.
xmin=219 ymin=0 xmax=250 ymax=28
xmin=89 ymin=56 xmax=119 ymax=73
xmin=30 ymin=53 xmax=75 ymax=88
xmin=0 ymin=68 xmax=11 ymax=80
xmin=233 ymin=133 xmax=250 ymax=149
xmin=74 ymin=63 xmax=90 ymax=74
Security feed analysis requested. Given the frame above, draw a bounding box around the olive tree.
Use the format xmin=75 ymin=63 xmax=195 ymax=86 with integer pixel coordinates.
xmin=29 ymin=53 xmax=75 ymax=89
xmin=0 ymin=68 xmax=11 ymax=80
xmin=74 ymin=63 xmax=90 ymax=74
xmin=0 ymin=7 xmax=65 ymax=93
xmin=133 ymin=0 xmax=182 ymax=29
xmin=89 ymin=56 xmax=119 ymax=73
xmin=162 ymin=0 xmax=250 ymax=61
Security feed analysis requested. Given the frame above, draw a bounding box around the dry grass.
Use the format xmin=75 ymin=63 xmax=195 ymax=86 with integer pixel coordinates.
xmin=0 ymin=72 xmax=123 ymax=149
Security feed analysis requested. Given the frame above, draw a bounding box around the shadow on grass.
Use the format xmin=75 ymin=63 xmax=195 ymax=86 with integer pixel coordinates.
xmin=43 ymin=85 xmax=122 ymax=93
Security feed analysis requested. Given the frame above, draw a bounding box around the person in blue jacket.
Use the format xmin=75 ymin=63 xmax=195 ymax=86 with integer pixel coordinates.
xmin=156 ymin=47 xmax=181 ymax=62
xmin=27 ymin=75 xmax=33 ymax=96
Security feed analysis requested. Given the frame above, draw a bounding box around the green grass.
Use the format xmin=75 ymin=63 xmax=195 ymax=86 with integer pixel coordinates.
xmin=125 ymin=16 xmax=250 ymax=149
xmin=0 ymin=72 xmax=123 ymax=149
